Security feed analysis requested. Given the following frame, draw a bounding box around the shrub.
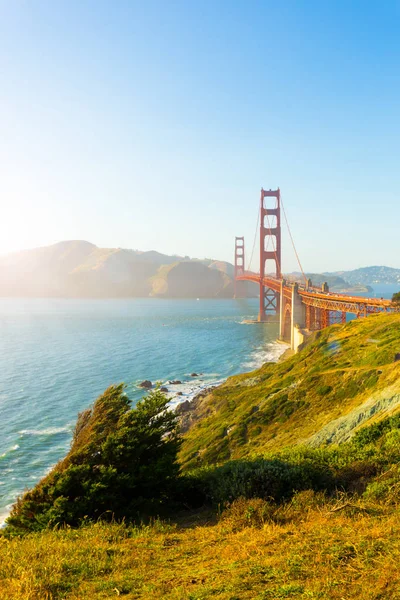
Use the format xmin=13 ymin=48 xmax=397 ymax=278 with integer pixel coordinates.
xmin=335 ymin=460 xmax=380 ymax=493
xmin=6 ymin=385 xmax=181 ymax=535
xmin=353 ymin=414 xmax=400 ymax=448
xmin=220 ymin=497 xmax=274 ymax=530
xmin=193 ymin=457 xmax=335 ymax=506
xmin=316 ymin=385 xmax=332 ymax=396
xmin=364 ymin=474 xmax=400 ymax=505
xmin=392 ymin=291 xmax=400 ymax=305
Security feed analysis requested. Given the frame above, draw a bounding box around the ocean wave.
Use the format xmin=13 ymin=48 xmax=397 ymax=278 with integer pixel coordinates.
xmin=18 ymin=426 xmax=71 ymax=436
xmin=0 ymin=444 xmax=20 ymax=459
xmin=162 ymin=344 xmax=288 ymax=408
xmin=166 ymin=378 xmax=227 ymax=409
xmin=141 ymin=341 xmax=289 ymax=410
xmin=137 ymin=375 xmax=227 ymax=410
xmin=241 ymin=341 xmax=289 ymax=372
xmin=0 ymin=503 xmax=16 ymax=529
xmin=0 ymin=513 xmax=8 ymax=529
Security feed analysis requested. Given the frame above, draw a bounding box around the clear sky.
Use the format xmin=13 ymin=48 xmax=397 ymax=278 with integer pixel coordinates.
xmin=1 ymin=0 xmax=400 ymax=272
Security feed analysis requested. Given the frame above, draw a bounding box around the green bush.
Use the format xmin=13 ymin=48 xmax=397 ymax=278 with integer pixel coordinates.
xmin=220 ymin=497 xmax=274 ymax=530
xmin=192 ymin=457 xmax=335 ymax=505
xmin=316 ymin=385 xmax=332 ymax=396
xmin=6 ymin=385 xmax=181 ymax=535
xmin=353 ymin=414 xmax=400 ymax=447
xmin=392 ymin=291 xmax=400 ymax=305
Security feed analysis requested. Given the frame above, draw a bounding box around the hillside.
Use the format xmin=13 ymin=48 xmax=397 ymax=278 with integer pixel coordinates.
xmin=179 ymin=313 xmax=400 ymax=469
xmin=0 ymin=241 xmax=242 ymax=299
xmin=149 ymin=261 xmax=233 ymax=298
xmin=327 ymin=266 xmax=400 ymax=286
xmin=2 ymin=313 xmax=400 ymax=598
xmin=288 ymin=272 xmax=373 ymax=293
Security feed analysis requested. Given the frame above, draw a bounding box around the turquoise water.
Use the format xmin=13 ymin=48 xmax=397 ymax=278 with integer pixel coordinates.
xmin=0 ymin=297 xmax=283 ymax=523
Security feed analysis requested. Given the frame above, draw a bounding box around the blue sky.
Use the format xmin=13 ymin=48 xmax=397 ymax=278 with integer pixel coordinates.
xmin=1 ymin=0 xmax=400 ymax=271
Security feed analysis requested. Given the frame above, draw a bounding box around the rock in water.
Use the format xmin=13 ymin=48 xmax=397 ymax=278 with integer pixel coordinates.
xmin=191 ymin=373 xmax=198 ymax=377
xmin=139 ymin=380 xmax=152 ymax=389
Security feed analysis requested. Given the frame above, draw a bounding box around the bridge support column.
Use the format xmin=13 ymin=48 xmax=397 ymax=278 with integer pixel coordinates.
xmin=291 ymin=283 xmax=306 ymax=351
xmin=234 ymin=237 xmax=245 ymax=298
xmin=259 ymin=188 xmax=281 ymax=321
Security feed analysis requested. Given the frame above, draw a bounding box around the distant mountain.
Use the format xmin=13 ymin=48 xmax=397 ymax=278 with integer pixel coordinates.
xmin=0 ymin=241 xmax=250 ymax=299
xmin=286 ymin=271 xmax=372 ymax=293
xmin=286 ymin=266 xmax=400 ymax=291
xmin=326 ymin=266 xmax=400 ymax=286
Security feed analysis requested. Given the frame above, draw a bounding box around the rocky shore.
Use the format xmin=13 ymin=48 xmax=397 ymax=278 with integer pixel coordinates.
xmin=175 ymin=387 xmax=216 ymax=433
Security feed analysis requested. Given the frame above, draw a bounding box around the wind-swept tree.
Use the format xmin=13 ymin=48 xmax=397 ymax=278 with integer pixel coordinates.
xmin=392 ymin=291 xmax=400 ymax=305
xmin=6 ymin=385 xmax=181 ymax=535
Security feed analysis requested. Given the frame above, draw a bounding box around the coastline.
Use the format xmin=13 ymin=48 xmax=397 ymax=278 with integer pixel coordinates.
xmin=162 ymin=339 xmax=290 ymax=410
xmin=0 ymin=339 xmax=289 ymax=529
xmin=278 ymin=347 xmax=294 ymax=362
xmin=174 ymin=338 xmax=290 ymax=434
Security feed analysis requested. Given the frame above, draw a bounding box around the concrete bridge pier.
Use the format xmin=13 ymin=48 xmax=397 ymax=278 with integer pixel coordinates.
xmin=290 ymin=283 xmax=306 ymax=352
xmin=279 ymin=279 xmax=286 ymax=340
xmin=279 ymin=282 xmax=307 ymax=352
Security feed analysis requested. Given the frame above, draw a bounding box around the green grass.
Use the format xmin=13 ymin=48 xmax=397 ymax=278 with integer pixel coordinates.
xmin=179 ymin=314 xmax=400 ymax=469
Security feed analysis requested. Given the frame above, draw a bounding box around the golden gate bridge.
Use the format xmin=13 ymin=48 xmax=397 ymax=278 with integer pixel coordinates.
xmin=234 ymin=188 xmax=399 ymax=350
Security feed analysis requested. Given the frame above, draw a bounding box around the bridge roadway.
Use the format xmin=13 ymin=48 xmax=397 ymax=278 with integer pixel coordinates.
xmin=236 ymin=271 xmax=399 ymax=317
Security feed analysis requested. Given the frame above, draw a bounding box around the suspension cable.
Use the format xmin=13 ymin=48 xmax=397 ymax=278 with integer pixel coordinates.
xmin=247 ymin=205 xmax=260 ymax=272
xmin=280 ymin=194 xmax=307 ymax=284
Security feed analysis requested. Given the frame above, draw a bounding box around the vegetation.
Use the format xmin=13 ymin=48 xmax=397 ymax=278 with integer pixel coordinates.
xmin=2 ymin=313 xmax=400 ymax=598
xmin=392 ymin=291 xmax=400 ymax=304
xmin=179 ymin=313 xmax=400 ymax=469
xmin=5 ymin=385 xmax=181 ymax=536
xmin=2 ymin=487 xmax=400 ymax=598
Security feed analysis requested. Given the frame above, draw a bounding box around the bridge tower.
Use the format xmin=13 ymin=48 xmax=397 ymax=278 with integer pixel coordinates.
xmin=234 ymin=236 xmax=245 ymax=298
xmin=259 ymin=188 xmax=281 ymax=321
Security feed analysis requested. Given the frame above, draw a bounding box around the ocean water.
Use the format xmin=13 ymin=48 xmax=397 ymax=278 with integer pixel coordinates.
xmin=0 ymin=297 xmax=284 ymax=525
xmin=357 ymin=283 xmax=399 ymax=299
xmin=345 ymin=283 xmax=398 ymax=321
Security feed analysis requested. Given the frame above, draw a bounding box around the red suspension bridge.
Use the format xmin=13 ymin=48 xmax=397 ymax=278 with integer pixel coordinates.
xmin=234 ymin=188 xmax=399 ymax=350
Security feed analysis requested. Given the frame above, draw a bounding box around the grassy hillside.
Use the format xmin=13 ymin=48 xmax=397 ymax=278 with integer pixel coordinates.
xmin=2 ymin=313 xmax=400 ymax=599
xmin=330 ymin=265 xmax=400 ymax=286
xmin=2 ymin=496 xmax=400 ymax=599
xmin=179 ymin=313 xmax=400 ymax=469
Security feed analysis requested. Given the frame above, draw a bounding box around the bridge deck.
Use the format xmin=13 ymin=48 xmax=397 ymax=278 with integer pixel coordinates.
xmin=236 ymin=272 xmax=398 ymax=315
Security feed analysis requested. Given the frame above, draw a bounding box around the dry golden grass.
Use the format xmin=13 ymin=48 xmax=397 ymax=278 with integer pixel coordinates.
xmin=1 ymin=495 xmax=400 ymax=599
